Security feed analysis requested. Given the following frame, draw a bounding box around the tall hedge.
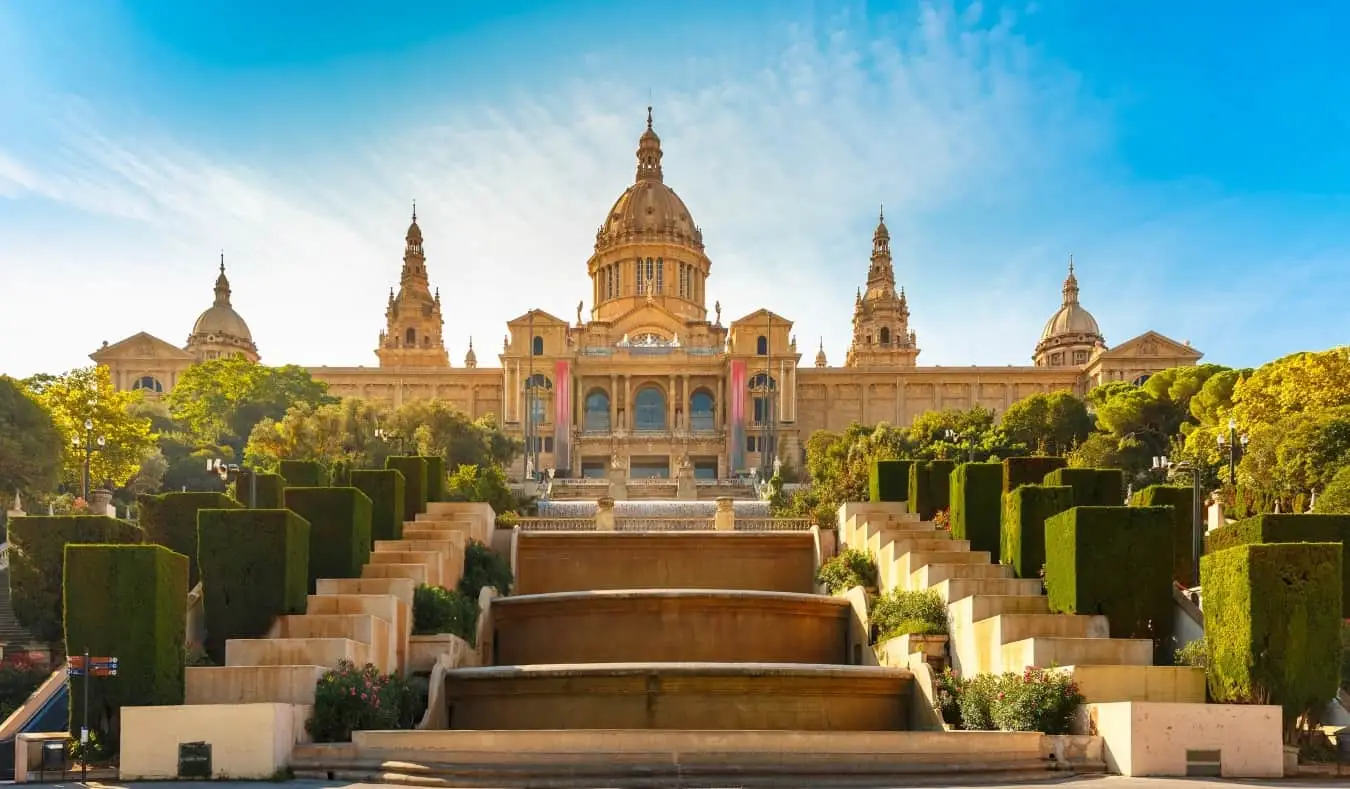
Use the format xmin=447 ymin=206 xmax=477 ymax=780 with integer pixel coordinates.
xmin=909 ymin=460 xmax=955 ymax=521
xmin=231 ymin=470 xmax=286 ymax=509
xmin=1131 ymin=485 xmax=1196 ymax=587
xmin=1003 ymin=456 xmax=1068 ymax=493
xmin=950 ymin=462 xmax=1003 ymax=556
xmin=1206 ymin=514 xmax=1350 ymax=616
xmin=283 ymin=487 xmax=373 ymax=592
xmin=137 ymin=491 xmax=240 ymax=588
xmin=1001 ymin=485 xmax=1073 ymax=579
xmin=64 ymin=544 xmax=187 ymax=745
xmin=7 ymin=516 xmax=144 ymax=645
xmin=350 ymin=468 xmax=406 ymax=543
xmin=279 ymin=460 xmax=328 ymax=487
xmin=869 ymin=460 xmax=912 ymax=504
xmin=1043 ymin=467 xmax=1123 ymax=507
xmin=197 ymin=509 xmax=310 ymax=664
xmin=423 ymin=456 xmax=446 ymax=503
xmin=1202 ymin=542 xmax=1342 ymax=736
xmin=386 ymin=456 xmax=428 ymax=523
xmin=1045 ymin=506 xmax=1173 ymax=641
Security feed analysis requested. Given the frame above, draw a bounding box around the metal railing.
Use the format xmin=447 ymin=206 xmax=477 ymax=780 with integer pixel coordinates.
xmin=735 ymin=518 xmax=812 ymax=531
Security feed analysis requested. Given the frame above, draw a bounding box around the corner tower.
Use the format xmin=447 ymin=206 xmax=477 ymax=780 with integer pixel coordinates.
xmin=377 ymin=205 xmax=450 ymax=368
xmin=1033 ymin=256 xmax=1105 ymax=367
xmin=844 ymin=209 xmax=919 ymax=368
xmin=587 ymin=108 xmax=712 ymax=325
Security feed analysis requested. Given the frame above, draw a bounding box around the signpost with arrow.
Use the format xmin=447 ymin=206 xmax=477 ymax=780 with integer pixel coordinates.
xmin=66 ymin=651 xmax=118 ymax=781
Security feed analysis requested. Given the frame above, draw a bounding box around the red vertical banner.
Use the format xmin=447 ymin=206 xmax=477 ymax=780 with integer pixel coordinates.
xmin=554 ymin=360 xmax=571 ymax=474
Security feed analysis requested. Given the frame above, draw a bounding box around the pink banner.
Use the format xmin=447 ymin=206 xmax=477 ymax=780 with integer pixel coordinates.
xmin=554 ymin=360 xmax=571 ymax=473
xmin=729 ymin=359 xmax=747 ymax=473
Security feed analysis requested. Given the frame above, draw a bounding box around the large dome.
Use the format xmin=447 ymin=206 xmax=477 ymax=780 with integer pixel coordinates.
xmin=1039 ymin=301 xmax=1100 ymax=342
xmin=1033 ymin=259 xmax=1105 ymax=365
xmin=186 ymin=257 xmax=260 ymax=361
xmin=593 ymin=107 xmax=704 ymax=253
xmin=192 ymin=303 xmax=253 ymax=341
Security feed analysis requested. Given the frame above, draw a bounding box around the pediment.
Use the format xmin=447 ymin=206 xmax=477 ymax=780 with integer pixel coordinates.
xmin=90 ymin=332 xmax=194 ymax=362
xmin=1101 ymin=331 xmax=1203 ymax=361
xmin=505 ymin=308 xmax=568 ymax=328
xmin=729 ymin=308 xmax=794 ymax=328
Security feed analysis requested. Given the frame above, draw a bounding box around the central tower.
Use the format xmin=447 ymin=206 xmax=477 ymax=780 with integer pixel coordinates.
xmin=587 ymin=108 xmax=712 ymax=325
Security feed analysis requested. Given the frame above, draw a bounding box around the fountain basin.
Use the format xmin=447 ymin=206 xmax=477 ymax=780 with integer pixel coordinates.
xmin=442 ymin=662 xmax=912 ymax=730
xmin=539 ymin=499 xmax=771 ymax=518
xmin=514 ymin=531 xmax=817 ymax=595
xmin=492 ymin=589 xmax=849 ymax=665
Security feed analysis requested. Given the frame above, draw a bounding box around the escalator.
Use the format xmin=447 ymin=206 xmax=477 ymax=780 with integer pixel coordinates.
xmin=0 ymin=666 xmax=69 ymax=780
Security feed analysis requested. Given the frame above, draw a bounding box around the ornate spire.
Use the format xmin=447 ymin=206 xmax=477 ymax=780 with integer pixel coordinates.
xmin=464 ymin=337 xmax=477 ymax=368
xmin=635 ymin=106 xmax=664 ymax=183
xmin=1061 ymin=254 xmax=1080 ymax=305
xmin=815 ymin=337 xmax=828 ymax=368
xmin=864 ymin=208 xmax=896 ymax=300
xmin=214 ymin=252 xmax=231 ymax=306
xmin=405 ymin=202 xmax=423 ymax=250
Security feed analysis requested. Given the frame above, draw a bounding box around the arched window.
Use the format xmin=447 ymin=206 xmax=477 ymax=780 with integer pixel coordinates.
xmin=756 ymin=335 xmax=768 ymax=355
xmin=1132 ymin=373 xmax=1151 ymax=386
xmin=531 ymin=336 xmax=544 ymax=356
xmin=405 ymin=328 xmax=417 ymax=346
xmin=689 ymin=389 xmax=715 ymax=432
xmin=131 ymin=376 xmax=163 ymax=393
xmin=584 ymin=390 xmax=611 ymax=432
xmin=749 ymin=372 xmax=777 ymax=391
xmin=880 ymin=327 xmax=891 ymax=345
xmin=634 ymin=386 xmax=667 ymax=431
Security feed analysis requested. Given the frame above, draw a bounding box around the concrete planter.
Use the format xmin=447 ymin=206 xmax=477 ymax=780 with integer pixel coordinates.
xmin=1041 ymin=733 xmax=1104 ymax=770
xmin=408 ymin=633 xmax=476 ymax=674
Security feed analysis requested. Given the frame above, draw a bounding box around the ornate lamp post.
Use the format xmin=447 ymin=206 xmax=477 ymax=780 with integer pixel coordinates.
xmin=71 ymin=419 xmax=106 ymax=501
xmin=207 ymin=459 xmax=255 ymax=508
xmin=1154 ymin=455 xmax=1205 ymax=588
xmin=1215 ymin=417 xmax=1249 ymax=488
xmin=374 ymin=427 xmax=405 ymax=455
xmin=943 ymin=428 xmax=975 ymax=462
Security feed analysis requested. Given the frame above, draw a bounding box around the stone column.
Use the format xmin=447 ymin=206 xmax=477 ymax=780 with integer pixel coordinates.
xmin=624 ymin=375 xmax=632 ymax=430
xmin=596 ymin=497 xmax=616 ymax=531
xmin=667 ymin=374 xmax=676 ymax=430
xmin=714 ymin=496 xmax=735 ymax=531
xmin=609 ymin=373 xmax=618 ymax=430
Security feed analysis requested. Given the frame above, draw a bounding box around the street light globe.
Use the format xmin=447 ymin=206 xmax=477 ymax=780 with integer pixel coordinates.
xmin=96 ymin=436 xmax=106 ymax=447
xmin=1228 ymin=417 xmax=1237 ymax=432
xmin=83 ymin=419 xmax=93 ymax=431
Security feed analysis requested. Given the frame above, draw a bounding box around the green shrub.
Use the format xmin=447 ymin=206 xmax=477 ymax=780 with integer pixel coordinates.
xmin=0 ymin=660 xmax=51 ymax=721
xmin=816 ymin=547 xmax=878 ymax=595
xmin=306 ymin=660 xmax=411 ymax=742
xmin=1206 ymin=513 xmax=1350 ymax=616
xmin=1001 ymin=485 xmax=1072 ymax=579
xmin=385 ymin=456 xmax=428 ymax=522
xmin=950 ymin=462 xmax=1002 ymax=555
xmin=1045 ymin=506 xmax=1173 ymax=641
xmin=1003 ymin=456 xmax=1067 ymax=493
xmin=422 ymin=456 xmax=446 ymax=503
xmin=64 ymin=544 xmax=188 ymax=747
xmin=330 ymin=460 xmax=351 ymax=487
xmin=868 ymin=460 xmax=912 ymax=503
xmin=197 ymin=509 xmax=310 ymax=664
xmin=459 ymin=540 xmax=514 ymax=599
xmin=232 ymin=470 xmax=285 ymax=509
xmin=7 ymin=515 xmax=144 ymax=645
xmin=278 ymin=460 xmax=327 ymax=487
xmin=412 ymin=584 xmax=478 ymax=643
xmin=283 ymin=487 xmax=373 ymax=593
xmin=1202 ymin=542 xmax=1342 ymax=739
xmin=1043 ymin=467 xmax=1123 ymax=507
xmin=349 ymin=469 xmax=406 ymax=544
xmin=137 ymin=492 xmax=240 ymax=588
xmin=1131 ymin=485 xmax=1196 ymax=587
xmin=870 ymin=589 xmax=948 ymax=641
xmin=909 ymin=460 xmax=955 ymax=521
xmin=1175 ymin=639 xmax=1206 ymax=668
xmin=949 ymin=668 xmax=1083 ymax=734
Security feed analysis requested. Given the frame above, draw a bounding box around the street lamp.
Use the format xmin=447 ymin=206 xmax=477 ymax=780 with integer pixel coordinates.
xmin=1215 ymin=417 xmax=1249 ymax=488
xmin=1154 ymin=455 xmax=1205 ymax=588
xmin=943 ymin=429 xmax=975 ymax=462
xmin=71 ymin=419 xmax=106 ymax=500
xmin=207 ymin=459 xmax=256 ymax=508
xmin=374 ymin=427 xmax=404 ymax=454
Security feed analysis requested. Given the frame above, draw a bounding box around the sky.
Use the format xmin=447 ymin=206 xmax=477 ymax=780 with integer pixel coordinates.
xmin=2 ymin=0 xmax=1348 ymax=378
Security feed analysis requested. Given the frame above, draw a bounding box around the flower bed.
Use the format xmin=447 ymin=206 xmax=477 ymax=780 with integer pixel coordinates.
xmin=935 ymin=667 xmax=1083 ymax=734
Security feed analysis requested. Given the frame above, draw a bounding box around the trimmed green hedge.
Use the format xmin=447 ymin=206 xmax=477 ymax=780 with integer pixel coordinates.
xmin=1131 ymin=485 xmax=1196 ymax=587
xmin=950 ymin=462 xmax=1003 ymax=556
xmin=1003 ymin=456 xmax=1068 ymax=493
xmin=137 ymin=492 xmax=240 ymax=588
xmin=909 ymin=460 xmax=955 ymax=521
xmin=423 ymin=456 xmax=446 ymax=503
xmin=279 ymin=460 xmax=328 ymax=487
xmin=232 ymin=470 xmax=286 ymax=509
xmin=1045 ymin=506 xmax=1173 ymax=640
xmin=7 ymin=516 xmax=144 ymax=645
xmin=197 ymin=509 xmax=310 ymax=664
xmin=64 ymin=544 xmax=187 ymax=745
xmin=1001 ymin=485 xmax=1073 ymax=579
xmin=385 ymin=456 xmax=428 ymax=522
xmin=869 ymin=460 xmax=912 ymax=503
xmin=283 ymin=487 xmax=373 ymax=592
xmin=1206 ymin=514 xmax=1350 ymax=616
xmin=1202 ymin=542 xmax=1342 ymax=735
xmin=349 ymin=469 xmax=406 ymax=543
xmin=1043 ymin=467 xmax=1123 ymax=507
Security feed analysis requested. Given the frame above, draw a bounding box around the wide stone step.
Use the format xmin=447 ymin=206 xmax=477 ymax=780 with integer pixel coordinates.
xmin=374 ymin=538 xmax=461 ymax=555
xmin=1061 ymin=664 xmax=1206 ymax=704
xmin=362 ymin=562 xmax=427 ymax=585
xmin=316 ymin=576 xmax=417 ymax=607
xmin=275 ymin=614 xmax=394 ymax=673
xmin=369 ymin=550 xmax=443 ymax=587
xmin=950 ymin=594 xmax=1050 ymax=623
xmin=306 ymin=593 xmax=410 ymax=673
xmin=911 ymin=562 xmax=1014 ymax=590
xmin=981 ymin=613 xmax=1108 ymax=644
xmin=932 ymin=577 xmax=1044 ymax=603
xmin=225 ymin=637 xmax=371 ymax=668
xmin=1001 ymin=637 xmax=1153 ymax=670
xmin=186 ymin=664 xmax=327 ymax=705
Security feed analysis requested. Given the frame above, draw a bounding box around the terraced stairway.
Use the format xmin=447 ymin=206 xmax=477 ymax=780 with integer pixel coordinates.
xmin=840 ymin=502 xmax=1204 ymax=704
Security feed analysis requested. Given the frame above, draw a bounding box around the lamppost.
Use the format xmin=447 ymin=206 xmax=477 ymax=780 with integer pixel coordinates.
xmin=374 ymin=427 xmax=405 ymax=455
xmin=71 ymin=419 xmax=106 ymax=501
xmin=1154 ymin=455 xmax=1205 ymax=588
xmin=207 ymin=459 xmax=256 ymax=508
xmin=943 ymin=429 xmax=975 ymax=462
xmin=1215 ymin=417 xmax=1249 ymax=488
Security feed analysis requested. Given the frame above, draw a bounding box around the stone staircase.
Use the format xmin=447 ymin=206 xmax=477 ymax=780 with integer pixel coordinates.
xmin=840 ymin=502 xmax=1204 ymax=704
xmin=184 ymin=502 xmax=487 ymax=710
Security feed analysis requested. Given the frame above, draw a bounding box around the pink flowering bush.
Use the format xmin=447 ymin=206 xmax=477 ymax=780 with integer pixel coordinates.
xmin=307 ymin=660 xmax=411 ymax=742
xmin=943 ymin=666 xmax=1083 ymax=734
xmin=932 ymin=508 xmax=951 ymax=531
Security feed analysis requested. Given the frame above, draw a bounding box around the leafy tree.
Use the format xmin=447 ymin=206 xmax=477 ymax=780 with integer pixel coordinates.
xmin=906 ymin=406 xmax=1010 ymax=460
xmin=22 ymin=366 xmax=155 ymax=491
xmin=1000 ymin=392 xmax=1092 ymax=455
xmin=1314 ymin=465 xmax=1350 ymax=514
xmin=245 ymin=397 xmax=388 ymax=473
xmin=167 ymin=356 xmax=332 ymax=455
xmin=444 ymin=463 xmax=515 ymax=516
xmin=1237 ymin=406 xmax=1350 ymax=502
xmin=0 ymin=376 xmax=63 ymax=500
xmin=388 ymin=400 xmax=520 ymax=470
xmin=1230 ymin=347 xmax=1350 ymax=429
xmin=1189 ymin=368 xmax=1253 ymax=426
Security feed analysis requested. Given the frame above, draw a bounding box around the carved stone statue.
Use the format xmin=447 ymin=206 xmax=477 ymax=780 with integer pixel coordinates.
xmin=610 ymin=453 xmax=626 ymax=470
xmin=773 ymin=456 xmax=783 ymax=477
xmin=576 ymin=301 xmax=584 ymax=325
xmin=714 ymin=301 xmax=722 ymax=325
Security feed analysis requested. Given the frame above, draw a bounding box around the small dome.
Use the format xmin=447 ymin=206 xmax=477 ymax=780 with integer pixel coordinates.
xmin=464 ymin=338 xmax=477 ymax=368
xmin=814 ymin=339 xmax=828 ymax=368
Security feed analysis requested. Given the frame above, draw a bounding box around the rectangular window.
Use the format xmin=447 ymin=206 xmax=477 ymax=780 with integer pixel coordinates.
xmin=656 ymin=259 xmax=664 ymax=293
xmin=746 ymin=436 xmax=757 ymax=452
xmin=544 ymin=437 xmax=554 ymax=453
xmin=753 ymin=396 xmax=772 ymax=425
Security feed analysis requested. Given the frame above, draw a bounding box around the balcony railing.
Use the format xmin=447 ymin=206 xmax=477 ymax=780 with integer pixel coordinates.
xmin=513 ymin=517 xmax=813 ymax=532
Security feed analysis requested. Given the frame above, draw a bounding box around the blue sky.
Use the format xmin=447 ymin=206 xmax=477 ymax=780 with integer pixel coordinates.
xmin=2 ymin=0 xmax=1348 ymax=378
